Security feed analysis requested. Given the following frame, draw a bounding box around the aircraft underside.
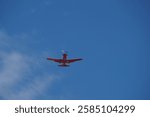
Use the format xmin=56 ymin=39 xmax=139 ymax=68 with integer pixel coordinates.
xmin=47 ymin=52 xmax=82 ymax=67
xmin=58 ymin=64 xmax=70 ymax=67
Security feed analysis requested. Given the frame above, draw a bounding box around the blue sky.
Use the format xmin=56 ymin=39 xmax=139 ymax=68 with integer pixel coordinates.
xmin=0 ymin=0 xmax=150 ymax=99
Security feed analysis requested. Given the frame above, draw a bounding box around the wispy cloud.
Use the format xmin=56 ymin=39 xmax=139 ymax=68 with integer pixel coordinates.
xmin=0 ymin=52 xmax=29 ymax=99
xmin=0 ymin=30 xmax=57 ymax=99
xmin=0 ymin=51 xmax=56 ymax=99
xmin=0 ymin=30 xmax=10 ymax=47
xmin=12 ymin=74 xmax=54 ymax=99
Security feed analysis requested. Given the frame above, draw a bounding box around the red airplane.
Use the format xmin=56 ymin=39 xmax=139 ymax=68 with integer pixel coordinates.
xmin=47 ymin=51 xmax=83 ymax=67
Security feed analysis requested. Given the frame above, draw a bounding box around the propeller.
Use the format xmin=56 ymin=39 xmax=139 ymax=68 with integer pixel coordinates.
xmin=61 ymin=50 xmax=68 ymax=54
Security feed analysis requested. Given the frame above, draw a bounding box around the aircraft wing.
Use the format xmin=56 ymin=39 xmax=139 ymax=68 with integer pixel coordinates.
xmin=47 ymin=58 xmax=63 ymax=63
xmin=67 ymin=58 xmax=83 ymax=63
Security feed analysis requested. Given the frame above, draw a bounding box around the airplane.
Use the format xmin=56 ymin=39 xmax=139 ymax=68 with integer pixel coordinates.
xmin=47 ymin=51 xmax=83 ymax=67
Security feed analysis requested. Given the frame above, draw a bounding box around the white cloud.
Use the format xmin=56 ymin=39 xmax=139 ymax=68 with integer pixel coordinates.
xmin=0 ymin=52 xmax=27 ymax=86
xmin=0 ymin=30 xmax=57 ymax=99
xmin=0 ymin=50 xmax=56 ymax=100
xmin=0 ymin=52 xmax=29 ymax=99
xmin=0 ymin=52 xmax=54 ymax=99
xmin=11 ymin=75 xmax=54 ymax=99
